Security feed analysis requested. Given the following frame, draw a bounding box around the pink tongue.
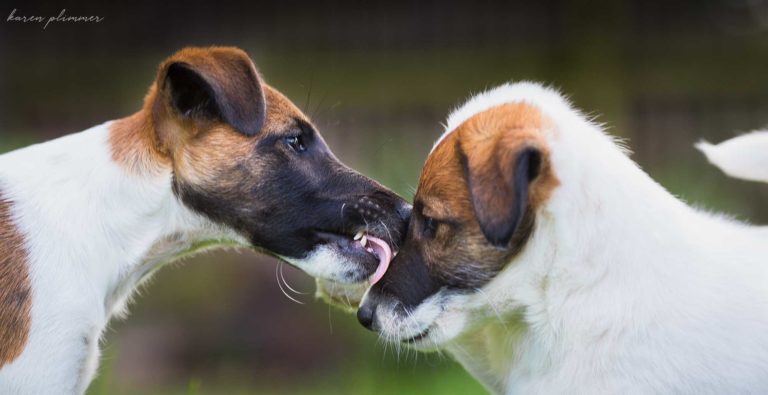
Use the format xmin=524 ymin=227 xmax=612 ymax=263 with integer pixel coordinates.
xmin=365 ymin=236 xmax=393 ymax=285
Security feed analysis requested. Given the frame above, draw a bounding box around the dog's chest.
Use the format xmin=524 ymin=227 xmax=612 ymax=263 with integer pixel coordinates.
xmin=448 ymin=320 xmax=529 ymax=393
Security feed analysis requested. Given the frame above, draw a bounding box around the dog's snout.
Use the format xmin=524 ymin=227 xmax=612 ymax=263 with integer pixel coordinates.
xmin=357 ymin=302 xmax=377 ymax=330
xmin=353 ymin=196 xmax=385 ymax=221
xmin=340 ymin=187 xmax=409 ymax=245
xmin=397 ymin=202 xmax=412 ymax=222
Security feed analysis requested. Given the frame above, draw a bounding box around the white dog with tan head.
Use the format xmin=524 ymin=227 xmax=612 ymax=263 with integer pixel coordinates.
xmin=358 ymin=82 xmax=768 ymax=394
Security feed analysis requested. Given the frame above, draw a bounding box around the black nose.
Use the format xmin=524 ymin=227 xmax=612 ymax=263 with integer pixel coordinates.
xmin=397 ymin=202 xmax=412 ymax=222
xmin=357 ymin=303 xmax=377 ymax=330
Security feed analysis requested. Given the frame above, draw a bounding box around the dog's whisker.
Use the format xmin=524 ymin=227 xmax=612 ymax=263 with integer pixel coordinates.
xmin=310 ymin=88 xmax=330 ymax=119
xmin=407 ymin=185 xmax=417 ymax=198
xmin=275 ymin=262 xmax=304 ymax=305
xmin=302 ymin=73 xmax=314 ymax=114
xmin=279 ymin=261 xmax=307 ymax=295
xmin=403 ymin=308 xmax=423 ymax=363
xmin=431 ymin=325 xmax=447 ymax=361
xmin=362 ymin=216 xmax=371 ymax=233
xmin=378 ymin=218 xmax=396 ymax=250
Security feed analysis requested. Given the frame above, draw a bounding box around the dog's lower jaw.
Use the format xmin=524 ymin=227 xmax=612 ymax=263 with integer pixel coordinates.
xmin=280 ymin=246 xmax=366 ymax=285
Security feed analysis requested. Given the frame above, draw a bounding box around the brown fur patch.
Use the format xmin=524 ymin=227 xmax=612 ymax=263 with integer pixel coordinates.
xmin=0 ymin=193 xmax=32 ymax=367
xmin=109 ymin=87 xmax=170 ymax=176
xmin=411 ymin=103 xmax=558 ymax=285
xmin=152 ymin=47 xmax=266 ymax=151
xmin=114 ymin=46 xmax=313 ymax=185
xmin=261 ymin=85 xmax=310 ymax=134
xmin=457 ymin=103 xmax=558 ymax=211
xmin=422 ymin=103 xmax=558 ymax=217
xmin=111 ymin=47 xmax=278 ymax=177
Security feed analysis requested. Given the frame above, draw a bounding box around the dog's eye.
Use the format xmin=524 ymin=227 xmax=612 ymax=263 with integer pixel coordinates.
xmin=284 ymin=136 xmax=306 ymax=153
xmin=422 ymin=216 xmax=438 ymax=239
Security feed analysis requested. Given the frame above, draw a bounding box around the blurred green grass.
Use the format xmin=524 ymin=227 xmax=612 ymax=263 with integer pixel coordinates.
xmin=90 ymin=344 xmax=488 ymax=395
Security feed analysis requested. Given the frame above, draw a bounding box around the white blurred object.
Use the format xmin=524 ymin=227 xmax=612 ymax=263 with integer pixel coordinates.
xmin=697 ymin=131 xmax=768 ymax=183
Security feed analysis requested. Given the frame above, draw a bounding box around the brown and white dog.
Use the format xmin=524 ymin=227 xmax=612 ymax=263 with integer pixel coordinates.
xmin=359 ymin=82 xmax=768 ymax=394
xmin=0 ymin=47 xmax=406 ymax=394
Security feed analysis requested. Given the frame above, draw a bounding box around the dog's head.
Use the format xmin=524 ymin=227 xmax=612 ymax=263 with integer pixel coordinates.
xmin=357 ymin=92 xmax=560 ymax=348
xmin=114 ymin=47 xmax=408 ymax=284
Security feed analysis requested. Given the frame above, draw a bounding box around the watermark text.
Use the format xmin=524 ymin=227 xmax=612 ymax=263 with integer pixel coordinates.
xmin=7 ymin=8 xmax=104 ymax=29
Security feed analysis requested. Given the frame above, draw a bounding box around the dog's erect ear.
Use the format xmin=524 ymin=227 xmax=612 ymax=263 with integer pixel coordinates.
xmin=156 ymin=47 xmax=266 ymax=137
xmin=463 ymin=141 xmax=542 ymax=247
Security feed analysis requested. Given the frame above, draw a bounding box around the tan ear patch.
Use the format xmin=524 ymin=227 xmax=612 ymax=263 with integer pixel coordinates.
xmin=170 ymin=84 xmax=311 ymax=187
xmin=457 ymin=103 xmax=559 ymax=210
xmin=152 ymin=46 xmax=267 ymax=146
xmin=401 ymin=103 xmax=560 ymax=288
xmin=0 ymin=194 xmax=32 ymax=367
xmin=421 ymin=102 xmax=558 ymax=217
xmin=111 ymin=46 xmax=272 ymax=177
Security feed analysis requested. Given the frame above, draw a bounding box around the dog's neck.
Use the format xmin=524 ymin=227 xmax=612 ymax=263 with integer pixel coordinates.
xmin=109 ymin=106 xmax=170 ymax=177
xmin=446 ymin=120 xmax=765 ymax=393
xmin=0 ymin=117 xmax=242 ymax=320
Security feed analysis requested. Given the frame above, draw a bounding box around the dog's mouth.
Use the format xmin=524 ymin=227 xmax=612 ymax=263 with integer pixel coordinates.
xmin=315 ymin=229 xmax=394 ymax=285
xmin=403 ymin=326 xmax=432 ymax=344
xmin=353 ymin=230 xmax=394 ymax=285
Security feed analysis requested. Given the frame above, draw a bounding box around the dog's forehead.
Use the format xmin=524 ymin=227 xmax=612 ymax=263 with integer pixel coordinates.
xmin=417 ymin=131 xmax=467 ymax=216
xmin=418 ymin=103 xmax=544 ymax=213
xmin=457 ymin=103 xmax=543 ymax=146
xmin=261 ymin=85 xmax=310 ymax=135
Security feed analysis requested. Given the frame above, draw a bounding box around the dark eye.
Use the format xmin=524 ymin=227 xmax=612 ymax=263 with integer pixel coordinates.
xmin=422 ymin=216 xmax=438 ymax=239
xmin=284 ymin=135 xmax=306 ymax=153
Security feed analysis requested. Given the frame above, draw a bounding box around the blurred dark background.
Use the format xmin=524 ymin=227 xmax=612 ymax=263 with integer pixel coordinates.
xmin=1 ymin=1 xmax=767 ymax=394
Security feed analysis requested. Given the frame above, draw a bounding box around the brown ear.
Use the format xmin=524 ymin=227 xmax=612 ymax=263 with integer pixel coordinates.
xmin=462 ymin=138 xmax=542 ymax=247
xmin=154 ymin=47 xmax=266 ymax=137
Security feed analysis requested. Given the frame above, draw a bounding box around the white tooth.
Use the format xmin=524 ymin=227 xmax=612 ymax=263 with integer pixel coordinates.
xmin=354 ymin=231 xmax=364 ymax=241
xmin=360 ymin=235 xmax=368 ymax=247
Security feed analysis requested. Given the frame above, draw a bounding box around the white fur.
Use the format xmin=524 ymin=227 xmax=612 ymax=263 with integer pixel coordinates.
xmin=281 ymin=247 xmax=355 ymax=282
xmin=378 ymin=82 xmax=768 ymax=394
xmin=696 ymin=131 xmax=768 ymax=183
xmin=0 ymin=123 xmax=245 ymax=394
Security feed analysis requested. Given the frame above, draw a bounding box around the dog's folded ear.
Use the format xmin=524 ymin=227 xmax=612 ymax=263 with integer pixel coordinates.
xmin=463 ymin=139 xmax=542 ymax=248
xmin=154 ymin=47 xmax=266 ymax=137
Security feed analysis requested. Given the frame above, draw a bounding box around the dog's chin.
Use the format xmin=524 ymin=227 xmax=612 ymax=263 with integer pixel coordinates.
xmin=285 ymin=229 xmax=396 ymax=309
xmin=310 ymin=235 xmax=378 ymax=311
xmin=279 ymin=230 xmax=390 ymax=308
xmin=280 ymin=243 xmax=374 ymax=284
xmin=374 ymin=292 xmax=469 ymax=351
